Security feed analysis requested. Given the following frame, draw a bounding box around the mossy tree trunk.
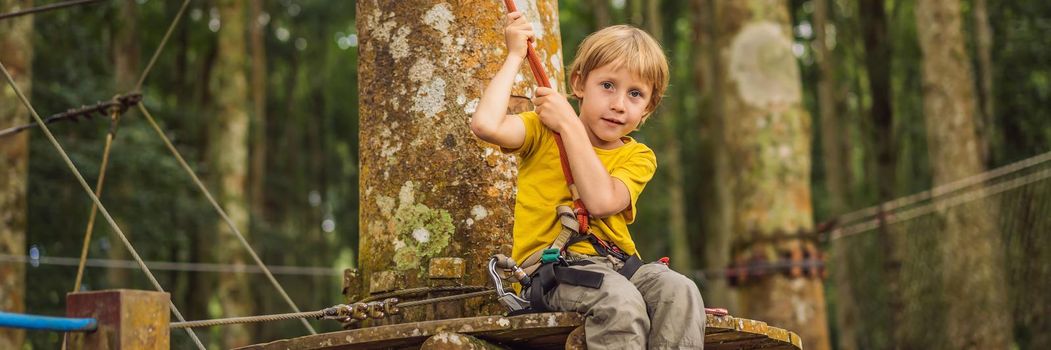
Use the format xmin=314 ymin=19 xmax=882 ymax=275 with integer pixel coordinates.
xmin=0 ymin=0 xmax=32 ymax=347
xmin=356 ymin=0 xmax=563 ymax=322
xmin=716 ymin=1 xmax=831 ymax=349
xmin=909 ymin=0 xmax=1011 ymax=348
xmin=209 ymin=0 xmax=254 ymax=346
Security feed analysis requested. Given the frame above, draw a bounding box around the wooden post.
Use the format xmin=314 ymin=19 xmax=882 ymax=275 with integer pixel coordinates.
xmin=65 ymin=289 xmax=170 ymax=350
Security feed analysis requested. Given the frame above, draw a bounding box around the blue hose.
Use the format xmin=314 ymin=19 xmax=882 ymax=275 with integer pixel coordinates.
xmin=0 ymin=311 xmax=97 ymax=332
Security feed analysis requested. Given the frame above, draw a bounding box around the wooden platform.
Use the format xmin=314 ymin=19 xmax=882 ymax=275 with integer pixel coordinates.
xmin=236 ymin=312 xmax=802 ymax=350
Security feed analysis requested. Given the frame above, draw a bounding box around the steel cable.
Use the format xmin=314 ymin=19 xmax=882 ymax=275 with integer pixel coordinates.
xmin=0 ymin=60 xmax=206 ymax=350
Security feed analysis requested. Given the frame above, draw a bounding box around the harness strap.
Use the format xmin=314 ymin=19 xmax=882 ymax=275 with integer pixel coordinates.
xmin=618 ymin=255 xmax=645 ymax=280
xmin=520 ymin=206 xmax=581 ymax=276
xmin=502 ymin=0 xmax=590 ymax=235
xmin=527 ymin=260 xmax=603 ymax=312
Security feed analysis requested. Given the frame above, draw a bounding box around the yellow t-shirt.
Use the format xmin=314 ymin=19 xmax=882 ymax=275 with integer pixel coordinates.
xmin=501 ymin=111 xmax=657 ymax=265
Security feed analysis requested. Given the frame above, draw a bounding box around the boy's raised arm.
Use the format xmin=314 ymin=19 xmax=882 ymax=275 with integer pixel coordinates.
xmin=470 ymin=12 xmax=532 ymax=149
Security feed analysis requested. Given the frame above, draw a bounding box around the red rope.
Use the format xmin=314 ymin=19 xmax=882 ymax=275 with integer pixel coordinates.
xmin=501 ymin=0 xmax=590 ymax=234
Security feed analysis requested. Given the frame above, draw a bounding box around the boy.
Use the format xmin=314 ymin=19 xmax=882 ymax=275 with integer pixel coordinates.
xmin=471 ymin=12 xmax=706 ymax=349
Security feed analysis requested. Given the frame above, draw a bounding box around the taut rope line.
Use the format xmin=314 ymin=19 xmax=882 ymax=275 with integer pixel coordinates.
xmin=71 ymin=107 xmax=120 ymax=292
xmin=57 ymin=0 xmax=315 ymax=335
xmin=0 ymin=60 xmax=206 ymax=350
xmin=138 ymin=103 xmax=317 ymax=334
xmin=0 ymin=0 xmax=103 ymax=21
xmin=134 ymin=0 xmax=190 ymax=92
xmin=170 ymin=289 xmax=498 ymax=329
xmin=74 ymin=0 xmax=191 ymax=294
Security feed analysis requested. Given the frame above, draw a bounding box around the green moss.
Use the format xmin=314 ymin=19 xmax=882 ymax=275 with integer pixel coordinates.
xmin=391 ymin=202 xmax=454 ymax=271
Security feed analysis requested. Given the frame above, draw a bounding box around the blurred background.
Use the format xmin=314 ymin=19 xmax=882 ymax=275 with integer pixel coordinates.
xmin=0 ymin=0 xmax=1048 ymax=349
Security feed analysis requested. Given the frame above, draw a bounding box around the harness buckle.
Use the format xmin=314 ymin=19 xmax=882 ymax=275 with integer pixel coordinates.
xmin=540 ymin=248 xmax=562 ymax=264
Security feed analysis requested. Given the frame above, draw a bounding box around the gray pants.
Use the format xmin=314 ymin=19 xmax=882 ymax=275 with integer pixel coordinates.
xmin=539 ymin=255 xmax=706 ymax=349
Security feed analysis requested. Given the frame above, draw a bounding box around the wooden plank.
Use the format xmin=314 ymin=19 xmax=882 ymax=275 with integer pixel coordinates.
xmin=420 ymin=332 xmax=505 ymax=349
xmin=238 ymin=312 xmax=803 ymax=350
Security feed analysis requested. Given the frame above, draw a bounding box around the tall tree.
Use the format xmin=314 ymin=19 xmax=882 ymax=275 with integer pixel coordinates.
xmin=246 ymin=0 xmax=269 ymax=338
xmin=693 ymin=0 xmax=736 ymax=309
xmin=640 ymin=0 xmax=691 ymax=273
xmin=814 ymin=0 xmax=858 ymax=348
xmin=715 ymin=1 xmax=831 ymax=349
xmin=591 ymin=0 xmax=610 ymax=28
xmin=209 ymin=0 xmax=254 ymax=346
xmin=248 ymin=0 xmax=266 ymax=225
xmin=355 ymin=0 xmax=562 ymax=321
xmin=105 ymin=0 xmax=140 ymax=290
xmin=971 ymin=0 xmax=995 ymax=164
xmin=0 ymin=1 xmax=32 ymax=347
xmin=860 ymin=0 xmax=895 ymax=203
xmin=911 ymin=0 xmax=1011 ymax=348
xmin=857 ymin=1 xmax=905 ymax=347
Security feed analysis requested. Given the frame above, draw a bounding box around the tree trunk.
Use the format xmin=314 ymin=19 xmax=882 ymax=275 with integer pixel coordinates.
xmin=356 ymin=0 xmax=563 ymax=322
xmin=106 ymin=0 xmax=139 ymax=290
xmin=248 ymin=0 xmax=267 ymax=225
xmin=715 ymin=1 xmax=831 ymax=349
xmin=971 ymin=0 xmax=994 ymax=164
xmin=628 ymin=0 xmax=643 ymax=26
xmin=0 ymin=1 xmax=32 ymax=347
xmin=643 ymin=0 xmax=690 ymax=273
xmin=856 ymin=1 xmax=905 ymax=347
xmin=912 ymin=0 xmax=1011 ymax=348
xmin=591 ymin=0 xmax=610 ymax=28
xmin=814 ymin=0 xmax=858 ymax=348
xmin=209 ymin=0 xmax=254 ymax=346
xmin=693 ymin=0 xmax=736 ymax=310
xmin=859 ymin=0 xmax=894 ymax=204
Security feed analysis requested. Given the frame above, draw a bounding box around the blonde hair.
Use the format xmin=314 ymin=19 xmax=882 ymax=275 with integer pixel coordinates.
xmin=567 ymin=25 xmax=669 ymax=115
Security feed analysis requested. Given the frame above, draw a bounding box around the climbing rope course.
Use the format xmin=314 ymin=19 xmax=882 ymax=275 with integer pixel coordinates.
xmin=0 ymin=0 xmax=519 ymax=341
xmin=2 ymin=1 xmax=1048 ymax=348
xmin=0 ymin=59 xmax=206 ymax=350
xmin=0 ymin=0 xmax=318 ymax=345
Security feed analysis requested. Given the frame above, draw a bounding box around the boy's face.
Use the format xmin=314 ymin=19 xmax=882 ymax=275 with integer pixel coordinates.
xmin=572 ymin=63 xmax=653 ymax=149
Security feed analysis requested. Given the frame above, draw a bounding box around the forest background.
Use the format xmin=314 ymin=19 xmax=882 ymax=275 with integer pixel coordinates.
xmin=1 ymin=0 xmax=1049 ymax=349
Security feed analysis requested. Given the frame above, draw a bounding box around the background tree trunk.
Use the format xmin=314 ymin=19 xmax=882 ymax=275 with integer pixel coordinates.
xmin=715 ymin=1 xmax=831 ymax=349
xmin=355 ymin=0 xmax=563 ymax=322
xmin=0 ymin=1 xmax=32 ymax=347
xmin=591 ymin=0 xmax=610 ymax=28
xmin=106 ymin=0 xmax=139 ymax=290
xmin=911 ymin=0 xmax=1011 ymax=348
xmin=860 ymin=0 xmax=895 ymax=203
xmin=693 ymin=0 xmax=736 ymax=310
xmin=640 ymin=0 xmax=691 ymax=274
xmin=248 ymin=0 xmax=267 ymax=227
xmin=856 ymin=1 xmax=905 ymax=347
xmin=209 ymin=0 xmax=254 ymax=347
xmin=814 ymin=0 xmax=858 ymax=348
xmin=247 ymin=0 xmax=268 ymax=339
xmin=971 ymin=0 xmax=995 ymax=164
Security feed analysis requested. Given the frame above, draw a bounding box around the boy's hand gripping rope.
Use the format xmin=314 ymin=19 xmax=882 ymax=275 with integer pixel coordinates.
xmin=501 ymin=0 xmax=590 ymax=236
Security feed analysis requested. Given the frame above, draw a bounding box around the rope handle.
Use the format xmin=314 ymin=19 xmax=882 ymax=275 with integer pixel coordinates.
xmin=501 ymin=0 xmax=590 ymax=234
